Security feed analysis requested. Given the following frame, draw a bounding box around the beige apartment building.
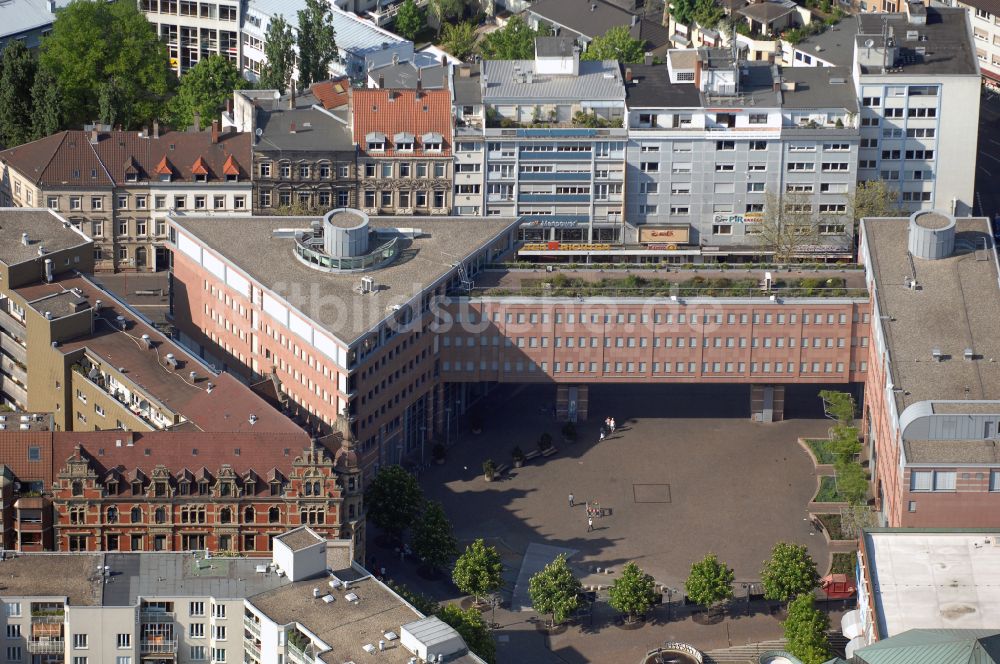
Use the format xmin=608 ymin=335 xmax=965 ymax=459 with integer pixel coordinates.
xmin=0 ymin=124 xmax=251 ymax=273
xmin=0 ymin=208 xmax=299 ymax=435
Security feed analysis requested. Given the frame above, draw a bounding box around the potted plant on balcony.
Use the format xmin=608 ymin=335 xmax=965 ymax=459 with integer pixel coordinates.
xmin=511 ymin=446 xmax=525 ymax=468
xmin=432 ymin=443 xmax=446 ymax=465
xmin=483 ymin=459 xmax=497 ymax=482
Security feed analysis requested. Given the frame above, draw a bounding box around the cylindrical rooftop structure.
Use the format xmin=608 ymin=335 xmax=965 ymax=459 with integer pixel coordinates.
xmin=908 ymin=210 xmax=955 ymax=260
xmin=322 ymin=208 xmax=370 ymax=258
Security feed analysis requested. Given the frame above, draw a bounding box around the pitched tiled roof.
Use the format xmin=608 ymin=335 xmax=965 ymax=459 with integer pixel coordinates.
xmin=311 ymin=77 xmax=352 ymax=109
xmin=351 ymin=88 xmax=453 ymax=157
xmin=0 ymin=431 xmax=55 ymax=485
xmin=191 ymin=156 xmax=210 ymax=175
xmin=0 ymin=129 xmax=251 ymax=187
xmin=223 ymin=154 xmax=241 ymax=176
xmin=51 ymin=431 xmax=318 ymax=480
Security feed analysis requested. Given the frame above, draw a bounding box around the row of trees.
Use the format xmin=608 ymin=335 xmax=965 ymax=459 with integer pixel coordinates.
xmin=0 ymin=0 xmax=337 ymax=147
xmin=819 ymin=390 xmax=870 ymax=506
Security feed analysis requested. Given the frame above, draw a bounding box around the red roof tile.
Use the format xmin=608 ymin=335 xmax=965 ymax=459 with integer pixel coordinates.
xmin=0 ymin=129 xmax=250 ymax=186
xmin=351 ymin=88 xmax=453 ymax=157
xmin=222 ymin=154 xmax=241 ymax=176
xmin=51 ymin=431 xmax=316 ymax=479
xmin=311 ymin=77 xmax=352 ymax=110
xmin=0 ymin=431 xmax=55 ymax=485
xmin=154 ymin=156 xmax=174 ymax=175
xmin=191 ymin=156 xmax=209 ymax=175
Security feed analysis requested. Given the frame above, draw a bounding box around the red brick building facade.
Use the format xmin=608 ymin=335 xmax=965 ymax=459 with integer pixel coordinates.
xmin=1 ymin=427 xmax=364 ymax=555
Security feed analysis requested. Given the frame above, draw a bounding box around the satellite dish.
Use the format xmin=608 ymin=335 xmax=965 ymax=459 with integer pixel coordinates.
xmin=864 ymin=39 xmax=875 ymax=48
xmin=255 ymin=128 xmax=263 ymax=136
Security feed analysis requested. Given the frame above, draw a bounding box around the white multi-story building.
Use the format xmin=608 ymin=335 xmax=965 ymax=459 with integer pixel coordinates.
xmin=623 ymin=49 xmax=860 ymax=261
xmin=952 ymin=0 xmax=1000 ymax=86
xmin=138 ymin=0 xmax=242 ymax=75
xmin=784 ymin=2 xmax=981 ymax=216
xmin=0 ymin=527 xmax=485 ymax=664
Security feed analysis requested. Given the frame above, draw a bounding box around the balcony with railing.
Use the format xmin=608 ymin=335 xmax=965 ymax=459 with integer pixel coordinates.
xmin=140 ymin=610 xmax=175 ymax=623
xmin=365 ymin=0 xmax=428 ymax=25
xmin=27 ymin=637 xmax=64 ymax=654
xmin=287 ymin=640 xmax=316 ymax=664
xmin=518 ymin=171 xmax=592 ymax=182
xmin=0 ymin=302 xmax=26 ymax=337
xmin=518 ymin=194 xmax=591 ymax=203
xmin=244 ymin=616 xmax=261 ymax=637
xmin=140 ymin=638 xmax=178 ymax=655
xmin=0 ymin=332 xmax=27 ymax=365
xmin=246 ymin=640 xmax=262 ymax=661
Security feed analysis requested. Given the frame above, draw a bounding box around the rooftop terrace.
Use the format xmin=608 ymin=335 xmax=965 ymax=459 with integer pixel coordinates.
xmin=0 ymin=553 xmax=104 ymax=605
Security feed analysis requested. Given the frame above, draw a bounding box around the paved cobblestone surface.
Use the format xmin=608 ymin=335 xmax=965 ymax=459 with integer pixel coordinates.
xmin=375 ymin=383 xmax=842 ymax=663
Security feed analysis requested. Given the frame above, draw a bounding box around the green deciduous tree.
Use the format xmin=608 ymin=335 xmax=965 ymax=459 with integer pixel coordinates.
xmin=528 ymin=554 xmax=581 ymax=626
xmin=441 ymin=22 xmax=477 ymax=60
xmin=430 ymin=0 xmax=465 ymax=35
xmin=0 ymin=41 xmax=39 ymax=147
xmin=478 ymin=16 xmax=551 ymax=60
xmin=783 ymin=594 xmax=831 ymax=664
xmin=581 ymin=25 xmax=646 ymax=64
xmin=693 ymin=0 xmax=725 ymax=29
xmin=167 ymin=55 xmax=247 ymax=131
xmin=608 ymin=561 xmax=658 ymax=623
xmin=452 ymin=538 xmax=503 ymax=604
xmin=297 ymin=0 xmax=338 ymax=88
xmin=835 ymin=460 xmax=869 ymax=506
xmin=412 ymin=500 xmax=458 ymax=575
xmin=30 ymin=62 xmax=64 ymax=140
xmin=97 ymin=77 xmax=131 ymax=128
xmin=761 ymin=543 xmax=819 ymax=603
xmin=819 ymin=390 xmax=855 ymax=425
xmin=670 ymin=0 xmax=696 ymax=26
xmin=259 ymin=14 xmax=296 ymax=94
xmin=437 ymin=605 xmax=496 ymax=664
xmin=849 ymin=179 xmax=902 ymax=225
xmin=41 ymin=0 xmax=174 ymax=129
xmin=394 ymin=0 xmax=425 ymax=41
xmin=363 ymin=465 xmax=424 ymax=543
xmin=684 ymin=553 xmax=734 ymax=612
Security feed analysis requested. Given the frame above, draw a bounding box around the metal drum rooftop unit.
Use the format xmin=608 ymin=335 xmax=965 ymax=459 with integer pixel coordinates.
xmin=293 ymin=208 xmax=401 ymax=273
xmin=908 ymin=210 xmax=955 ymax=260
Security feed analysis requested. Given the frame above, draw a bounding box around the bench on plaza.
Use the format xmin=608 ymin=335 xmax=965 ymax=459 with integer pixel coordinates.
xmin=541 ymin=445 xmax=558 ymax=457
xmin=494 ymin=462 xmax=510 ymax=476
xmin=524 ymin=449 xmax=542 ymax=461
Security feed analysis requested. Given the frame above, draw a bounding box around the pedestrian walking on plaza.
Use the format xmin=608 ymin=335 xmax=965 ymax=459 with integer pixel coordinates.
xmin=599 ymin=430 xmax=606 ymax=442
xmin=610 ymin=418 xmax=617 ymax=434
xmin=604 ymin=417 xmax=611 ymax=431
xmin=569 ymin=493 xmax=575 ymax=507
xmin=588 ymin=516 xmax=594 ymax=532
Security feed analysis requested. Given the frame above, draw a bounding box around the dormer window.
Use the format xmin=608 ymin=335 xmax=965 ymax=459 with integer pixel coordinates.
xmin=269 ymin=481 xmax=281 ymax=496
xmin=198 ymin=481 xmax=209 ymax=496
xmin=245 ymin=480 xmax=256 ymax=495
xmin=366 ymin=131 xmax=386 ymax=152
xmin=125 ymin=172 xmax=138 ymax=182
xmin=159 ymin=173 xmax=171 ymax=182
xmin=106 ymin=480 xmax=118 ymax=495
xmin=70 ymin=480 xmax=83 ymax=496
xmin=195 ymin=173 xmax=207 ymax=182
xmin=178 ymin=481 xmax=190 ymax=496
xmin=425 ymin=142 xmax=442 ymax=152
xmin=226 ymin=173 xmax=238 ymax=182
xmin=421 ymin=132 xmax=443 ymax=152
xmin=154 ymin=481 xmax=166 ymax=497
xmin=219 ymin=482 xmax=231 ymax=497
xmin=368 ymin=141 xmax=385 ymax=151
xmin=131 ymin=480 xmax=142 ymax=496
xmin=397 ymin=142 xmax=413 ymax=151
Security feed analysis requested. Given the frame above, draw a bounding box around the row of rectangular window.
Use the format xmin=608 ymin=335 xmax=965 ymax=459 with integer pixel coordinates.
xmin=483 ymin=335 xmax=860 ymax=349
xmin=442 ymin=360 xmax=862 ymax=374
xmin=911 ymin=470 xmax=1000 ymax=492
xmin=259 ymin=162 xmax=350 ymax=179
xmin=488 ymin=311 xmax=868 ymax=326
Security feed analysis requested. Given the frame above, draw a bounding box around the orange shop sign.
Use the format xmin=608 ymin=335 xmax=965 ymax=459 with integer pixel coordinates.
xmin=638 ymin=225 xmax=690 ymax=244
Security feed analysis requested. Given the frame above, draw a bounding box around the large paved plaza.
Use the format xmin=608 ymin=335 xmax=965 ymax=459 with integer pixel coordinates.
xmin=391 ymin=383 xmax=844 ymax=663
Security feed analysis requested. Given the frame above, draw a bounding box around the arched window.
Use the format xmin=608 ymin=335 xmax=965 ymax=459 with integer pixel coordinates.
xmin=154 ymin=507 xmax=166 ymax=524
xmin=107 ymin=506 xmax=118 ymax=524
xmin=303 ymin=481 xmax=312 ymax=497
xmin=219 ymin=507 xmax=232 ymax=524
xmin=131 ymin=506 xmax=142 ymax=523
xmin=243 ymin=506 xmax=255 ymax=523
xmin=268 ymin=507 xmax=280 ymax=523
xmin=313 ymin=481 xmax=322 ymax=496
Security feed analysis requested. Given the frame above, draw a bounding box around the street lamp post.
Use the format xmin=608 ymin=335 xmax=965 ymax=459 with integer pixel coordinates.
xmin=742 ymin=583 xmax=751 ymax=617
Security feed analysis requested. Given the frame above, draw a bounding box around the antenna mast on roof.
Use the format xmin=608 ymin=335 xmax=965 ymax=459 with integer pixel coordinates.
xmin=881 ymin=15 xmax=890 ymax=73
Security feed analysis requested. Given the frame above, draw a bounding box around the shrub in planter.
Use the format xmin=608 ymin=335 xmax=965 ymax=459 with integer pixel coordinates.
xmin=561 ymin=422 xmax=577 ymax=442
xmin=511 ymin=446 xmax=525 ymax=468
xmin=482 ymin=459 xmax=496 ymax=481
xmin=538 ymin=432 xmax=553 ymax=452
xmin=432 ymin=443 xmax=446 ymax=465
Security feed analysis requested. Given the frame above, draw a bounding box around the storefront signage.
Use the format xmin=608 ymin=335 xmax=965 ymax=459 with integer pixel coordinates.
xmin=713 ymin=213 xmax=764 ymax=225
xmin=522 ymin=219 xmax=580 ymax=229
xmin=521 ymin=243 xmax=612 ymax=251
xmin=638 ymin=225 xmax=690 ymax=244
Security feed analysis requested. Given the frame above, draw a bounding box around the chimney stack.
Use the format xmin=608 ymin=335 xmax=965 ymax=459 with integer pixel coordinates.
xmin=193 ymin=111 xmax=201 ymax=132
xmin=89 ymin=127 xmax=99 ymax=144
xmin=153 ymin=120 xmax=160 ymax=139
xmin=440 ymin=53 xmax=447 ymax=67
xmin=625 ymin=67 xmax=633 ymax=82
xmin=290 ymin=122 xmax=297 ymax=134
xmin=211 ymin=119 xmax=219 ymax=144
xmin=378 ymin=74 xmax=384 ymax=88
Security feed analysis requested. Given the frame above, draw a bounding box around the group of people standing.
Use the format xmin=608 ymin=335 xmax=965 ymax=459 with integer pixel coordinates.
xmin=599 ymin=416 xmax=617 ymax=442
